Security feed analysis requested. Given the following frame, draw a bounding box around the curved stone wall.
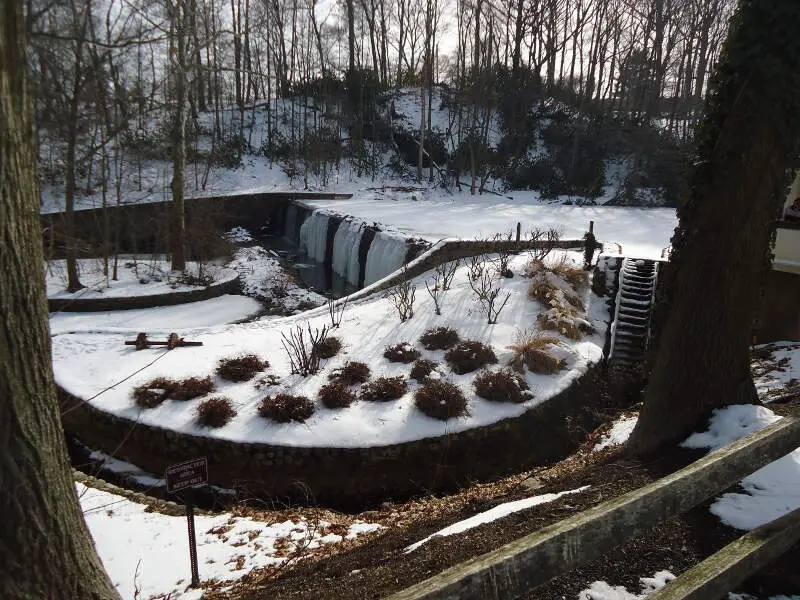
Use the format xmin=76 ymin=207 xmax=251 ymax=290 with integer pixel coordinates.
xmin=60 ymin=365 xmax=616 ymax=510
xmin=48 ymin=275 xmax=241 ymax=312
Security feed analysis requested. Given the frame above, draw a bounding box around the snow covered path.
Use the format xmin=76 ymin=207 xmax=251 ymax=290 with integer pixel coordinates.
xmin=305 ymin=192 xmax=677 ymax=260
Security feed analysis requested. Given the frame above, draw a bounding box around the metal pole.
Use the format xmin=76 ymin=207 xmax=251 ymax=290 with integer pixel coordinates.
xmin=187 ymin=502 xmax=200 ymax=587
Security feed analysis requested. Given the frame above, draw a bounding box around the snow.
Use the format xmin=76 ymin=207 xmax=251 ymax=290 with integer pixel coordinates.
xmin=752 ymin=342 xmax=800 ymax=399
xmin=405 ymin=486 xmax=589 ymax=553
xmin=49 ymin=295 xmax=262 ymax=334
xmin=364 ymin=230 xmax=410 ymax=286
xmin=594 ymin=415 xmax=639 ymax=452
xmin=52 ymin=252 xmax=609 ymax=448
xmin=681 ymin=404 xmax=800 ymax=531
xmin=332 ymin=218 xmax=366 ymax=286
xmin=226 ymin=245 xmax=326 ymax=314
xmin=77 ymin=482 xmax=381 ymax=599
xmin=46 ymin=259 xmax=237 ymax=300
xmin=579 ymin=571 xmax=675 ymax=600
xmin=304 ymin=193 xmax=676 ymax=260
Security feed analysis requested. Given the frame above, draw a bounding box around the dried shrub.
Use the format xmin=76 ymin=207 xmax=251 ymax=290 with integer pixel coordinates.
xmin=528 ymin=273 xmax=584 ymax=310
xmin=217 ymin=354 xmax=269 ymax=382
xmin=171 ymin=376 xmax=215 ymax=401
xmin=550 ymin=253 xmax=589 ymax=287
xmin=537 ymin=312 xmax=584 ymax=340
xmin=522 ymin=258 xmax=547 ymax=278
xmin=133 ymin=377 xmax=177 ymax=408
xmin=318 ymin=382 xmax=357 ymax=409
xmin=329 ymin=361 xmax=371 ymax=386
xmin=419 ymin=327 xmax=460 ymax=351
xmin=196 ymin=396 xmax=236 ymax=427
xmin=258 ymin=394 xmax=315 ymax=423
xmin=508 ymin=328 xmax=562 ymax=372
xmin=410 ymin=359 xmax=439 ymax=382
xmin=474 ymin=369 xmax=532 ymax=403
xmin=313 ymin=336 xmax=342 ymax=360
xmin=522 ymin=347 xmax=566 ymax=374
xmin=360 ymin=376 xmax=408 ymax=402
xmin=385 ymin=267 xmax=416 ymax=322
xmin=414 ymin=380 xmax=468 ymax=420
xmin=384 ymin=342 xmax=421 ymax=363
xmin=445 ymin=340 xmax=498 ymax=374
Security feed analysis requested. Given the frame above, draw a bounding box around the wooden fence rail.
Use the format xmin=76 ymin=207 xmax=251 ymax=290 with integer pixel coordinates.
xmin=389 ymin=417 xmax=800 ymax=600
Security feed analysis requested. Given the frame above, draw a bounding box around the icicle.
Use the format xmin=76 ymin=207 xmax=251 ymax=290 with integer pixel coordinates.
xmin=332 ymin=219 xmax=364 ymax=286
xmin=299 ymin=212 xmax=329 ymax=263
xmin=364 ymin=232 xmax=409 ymax=286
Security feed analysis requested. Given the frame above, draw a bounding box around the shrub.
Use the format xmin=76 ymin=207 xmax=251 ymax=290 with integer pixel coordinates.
xmin=329 ymin=361 xmax=371 ymax=386
xmin=171 ymin=376 xmax=215 ymax=401
xmin=410 ymin=359 xmax=439 ymax=382
xmin=522 ymin=347 xmax=566 ymax=374
xmin=133 ymin=377 xmax=177 ymax=408
xmin=474 ymin=369 xmax=532 ymax=403
xmin=318 ymin=382 xmax=357 ymax=409
xmin=414 ymin=380 xmax=468 ymax=420
xmin=537 ymin=311 xmax=584 ymax=340
xmin=313 ymin=336 xmax=342 ymax=360
xmin=419 ymin=327 xmax=460 ymax=351
xmin=384 ymin=342 xmax=421 ymax=363
xmin=360 ymin=376 xmax=408 ymax=402
xmin=258 ymin=394 xmax=315 ymax=423
xmin=508 ymin=328 xmax=562 ymax=372
xmin=216 ymin=354 xmax=269 ymax=382
xmin=196 ymin=396 xmax=236 ymax=427
xmin=445 ymin=340 xmax=498 ymax=374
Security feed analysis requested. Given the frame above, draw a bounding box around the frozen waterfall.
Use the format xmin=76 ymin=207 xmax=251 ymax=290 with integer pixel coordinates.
xmin=364 ymin=232 xmax=409 ymax=286
xmin=299 ymin=212 xmax=330 ymax=263
xmin=332 ymin=219 xmax=364 ymax=287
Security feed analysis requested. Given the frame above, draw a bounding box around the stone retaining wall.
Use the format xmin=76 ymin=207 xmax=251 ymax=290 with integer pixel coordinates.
xmin=48 ymin=274 xmax=241 ymax=312
xmin=60 ymin=365 xmax=615 ymax=511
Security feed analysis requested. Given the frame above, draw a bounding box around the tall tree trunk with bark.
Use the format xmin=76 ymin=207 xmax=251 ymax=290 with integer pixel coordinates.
xmin=170 ymin=0 xmax=188 ymax=271
xmin=627 ymin=0 xmax=800 ymax=455
xmin=0 ymin=2 xmax=120 ymax=597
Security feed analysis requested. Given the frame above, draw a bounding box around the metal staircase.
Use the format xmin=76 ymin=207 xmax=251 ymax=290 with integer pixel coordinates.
xmin=608 ymin=258 xmax=659 ymax=367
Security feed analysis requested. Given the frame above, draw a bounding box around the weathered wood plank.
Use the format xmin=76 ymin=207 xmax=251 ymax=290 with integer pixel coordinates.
xmin=648 ymin=506 xmax=800 ymax=600
xmin=388 ymin=417 xmax=800 ymax=600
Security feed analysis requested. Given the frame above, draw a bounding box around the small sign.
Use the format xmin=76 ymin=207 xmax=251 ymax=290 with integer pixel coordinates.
xmin=165 ymin=457 xmax=208 ymax=493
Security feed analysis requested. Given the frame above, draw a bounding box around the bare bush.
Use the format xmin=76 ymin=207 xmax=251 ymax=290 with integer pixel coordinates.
xmin=434 ymin=259 xmax=459 ymax=290
xmin=469 ymin=269 xmax=512 ymax=325
xmin=527 ymin=227 xmax=562 ymax=262
xmin=385 ymin=269 xmax=416 ymax=322
xmin=425 ymin=277 xmax=446 ymax=315
xmin=281 ymin=322 xmax=330 ymax=375
xmin=327 ymin=295 xmax=350 ymax=328
xmin=491 ymin=231 xmax=515 ymax=277
xmin=468 ymin=254 xmax=487 ymax=281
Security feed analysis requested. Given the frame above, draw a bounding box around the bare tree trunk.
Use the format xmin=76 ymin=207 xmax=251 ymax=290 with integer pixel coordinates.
xmin=170 ymin=0 xmax=188 ymax=271
xmin=0 ymin=3 xmax=120 ymax=596
xmin=628 ymin=0 xmax=800 ymax=454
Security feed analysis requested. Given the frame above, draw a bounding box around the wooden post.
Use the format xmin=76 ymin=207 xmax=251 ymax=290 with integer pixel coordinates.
xmin=186 ymin=501 xmax=200 ymax=587
xmin=515 ymin=222 xmax=521 ymax=244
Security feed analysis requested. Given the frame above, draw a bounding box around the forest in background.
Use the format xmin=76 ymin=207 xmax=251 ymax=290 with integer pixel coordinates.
xmin=27 ymin=0 xmax=735 ymax=210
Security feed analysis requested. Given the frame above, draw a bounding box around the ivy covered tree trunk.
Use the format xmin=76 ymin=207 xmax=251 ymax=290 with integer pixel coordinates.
xmin=627 ymin=0 xmax=800 ymax=454
xmin=0 ymin=3 xmax=120 ymax=597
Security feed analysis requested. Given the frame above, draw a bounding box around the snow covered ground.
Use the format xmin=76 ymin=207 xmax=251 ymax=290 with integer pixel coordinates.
xmin=405 ymin=487 xmax=589 ymax=553
xmin=77 ymin=482 xmax=381 ymax=599
xmin=52 ymin=251 xmax=608 ymax=447
xmin=46 ymin=258 xmax=237 ymax=300
xmin=303 ymin=193 xmax=677 ymax=260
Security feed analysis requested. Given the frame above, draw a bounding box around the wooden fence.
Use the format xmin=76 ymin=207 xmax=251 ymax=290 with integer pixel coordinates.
xmin=389 ymin=417 xmax=800 ymax=600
